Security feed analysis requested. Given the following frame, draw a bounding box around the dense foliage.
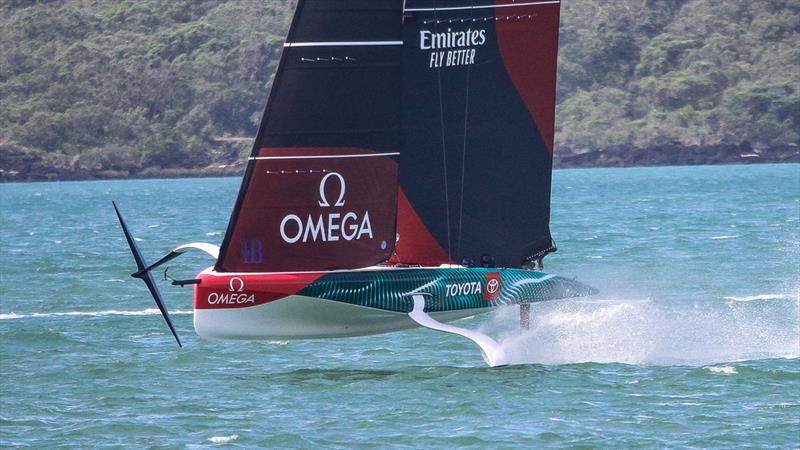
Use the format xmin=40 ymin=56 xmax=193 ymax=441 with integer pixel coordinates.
xmin=1 ymin=0 xmax=798 ymax=178
xmin=1 ymin=0 xmax=293 ymax=177
xmin=557 ymin=0 xmax=799 ymax=153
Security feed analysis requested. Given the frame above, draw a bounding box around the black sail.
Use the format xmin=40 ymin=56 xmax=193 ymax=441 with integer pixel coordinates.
xmin=216 ymin=0 xmax=405 ymax=273
xmin=395 ymin=0 xmax=561 ymax=268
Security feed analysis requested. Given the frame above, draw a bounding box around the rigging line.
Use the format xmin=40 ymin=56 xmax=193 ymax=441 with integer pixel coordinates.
xmin=434 ymin=0 xmax=452 ymax=260
xmin=456 ymin=0 xmax=475 ymax=257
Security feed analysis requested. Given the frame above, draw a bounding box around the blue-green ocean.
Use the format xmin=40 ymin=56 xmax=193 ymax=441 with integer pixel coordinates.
xmin=1 ymin=164 xmax=798 ymax=448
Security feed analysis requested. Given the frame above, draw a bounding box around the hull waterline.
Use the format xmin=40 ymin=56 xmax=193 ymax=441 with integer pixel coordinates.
xmin=195 ymin=295 xmax=489 ymax=340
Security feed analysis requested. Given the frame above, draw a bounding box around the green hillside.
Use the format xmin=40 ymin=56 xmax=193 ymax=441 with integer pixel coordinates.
xmin=557 ymin=0 xmax=799 ymax=153
xmin=1 ymin=0 xmax=798 ymax=180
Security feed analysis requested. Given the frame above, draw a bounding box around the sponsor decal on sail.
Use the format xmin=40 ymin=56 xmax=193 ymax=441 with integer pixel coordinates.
xmin=279 ymin=171 xmax=373 ymax=244
xmin=419 ymin=27 xmax=487 ymax=68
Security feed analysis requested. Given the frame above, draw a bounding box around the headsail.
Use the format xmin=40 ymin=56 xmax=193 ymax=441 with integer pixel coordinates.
xmin=216 ymin=0 xmax=405 ymax=273
xmin=395 ymin=0 xmax=561 ymax=267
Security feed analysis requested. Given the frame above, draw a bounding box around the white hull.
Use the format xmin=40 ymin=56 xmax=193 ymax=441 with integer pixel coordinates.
xmin=194 ymin=294 xmax=492 ymax=340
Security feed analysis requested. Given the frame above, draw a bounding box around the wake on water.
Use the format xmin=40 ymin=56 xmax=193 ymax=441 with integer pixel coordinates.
xmin=2 ymin=292 xmax=797 ymax=367
xmin=483 ymin=288 xmax=800 ymax=366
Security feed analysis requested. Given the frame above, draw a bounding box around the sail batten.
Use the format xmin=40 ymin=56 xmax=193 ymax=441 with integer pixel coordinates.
xmin=250 ymin=152 xmax=401 ymax=161
xmin=284 ymin=41 xmax=404 ymax=47
xmin=404 ymin=0 xmax=560 ymax=12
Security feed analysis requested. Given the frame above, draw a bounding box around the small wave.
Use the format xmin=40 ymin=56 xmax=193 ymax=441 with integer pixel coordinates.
xmin=0 ymin=309 xmax=193 ymax=320
xmin=706 ymin=366 xmax=737 ymax=374
xmin=710 ymin=235 xmax=738 ymax=240
xmin=0 ymin=313 xmax=24 ymax=320
xmin=207 ymin=434 xmax=239 ymax=444
xmin=206 ymin=231 xmax=222 ymax=236
xmin=724 ymin=294 xmax=790 ymax=302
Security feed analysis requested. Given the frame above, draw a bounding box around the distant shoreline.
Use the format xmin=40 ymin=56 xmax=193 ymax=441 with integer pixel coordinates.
xmin=2 ymin=143 xmax=797 ymax=182
xmin=554 ymin=142 xmax=799 ymax=169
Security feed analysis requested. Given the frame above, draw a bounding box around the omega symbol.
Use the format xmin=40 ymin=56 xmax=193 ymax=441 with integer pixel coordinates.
xmin=318 ymin=172 xmax=346 ymax=207
xmin=229 ymin=277 xmax=245 ymax=292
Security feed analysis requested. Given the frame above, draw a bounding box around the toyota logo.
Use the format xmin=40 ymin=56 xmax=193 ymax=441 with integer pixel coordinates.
xmin=486 ymin=278 xmax=500 ymax=294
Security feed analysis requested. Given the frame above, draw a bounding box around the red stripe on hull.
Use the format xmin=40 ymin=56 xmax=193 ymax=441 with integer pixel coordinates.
xmin=195 ymin=272 xmax=324 ymax=309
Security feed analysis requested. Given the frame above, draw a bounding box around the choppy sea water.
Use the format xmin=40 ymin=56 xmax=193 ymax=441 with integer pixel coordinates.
xmin=1 ymin=164 xmax=798 ymax=448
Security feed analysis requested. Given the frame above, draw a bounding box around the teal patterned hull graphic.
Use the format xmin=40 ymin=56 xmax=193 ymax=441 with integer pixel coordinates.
xmin=297 ymin=268 xmax=597 ymax=313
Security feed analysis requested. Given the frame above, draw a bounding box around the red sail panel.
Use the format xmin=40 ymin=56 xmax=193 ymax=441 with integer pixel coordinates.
xmin=495 ymin=1 xmax=560 ymax=154
xmin=390 ymin=188 xmax=451 ymax=266
xmin=217 ymin=148 xmax=398 ymax=272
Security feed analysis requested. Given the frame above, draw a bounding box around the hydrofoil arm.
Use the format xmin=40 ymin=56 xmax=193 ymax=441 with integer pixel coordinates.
xmin=408 ymin=295 xmax=508 ymax=367
xmin=135 ymin=243 xmax=220 ymax=277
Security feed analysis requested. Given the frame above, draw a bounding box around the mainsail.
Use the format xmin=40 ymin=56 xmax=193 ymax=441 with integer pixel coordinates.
xmin=217 ymin=0 xmax=561 ymax=272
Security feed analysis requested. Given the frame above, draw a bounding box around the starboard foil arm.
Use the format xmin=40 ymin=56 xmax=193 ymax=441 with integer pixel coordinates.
xmin=408 ymin=294 xmax=508 ymax=367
